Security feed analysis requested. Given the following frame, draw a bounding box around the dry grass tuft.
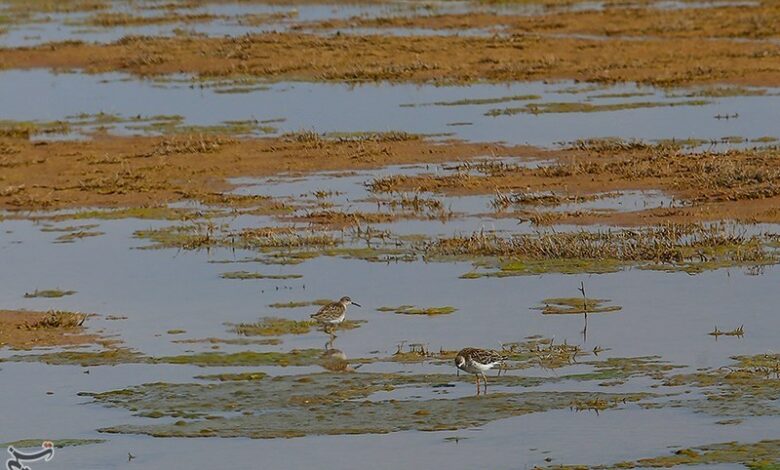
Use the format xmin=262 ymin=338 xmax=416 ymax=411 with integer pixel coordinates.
xmin=426 ymin=223 xmax=771 ymax=266
xmin=22 ymin=310 xmax=87 ymax=330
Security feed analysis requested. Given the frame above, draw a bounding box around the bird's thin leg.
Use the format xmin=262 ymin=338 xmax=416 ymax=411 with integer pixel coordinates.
xmin=482 ymin=373 xmax=488 ymax=394
xmin=475 ymin=374 xmax=480 ymax=395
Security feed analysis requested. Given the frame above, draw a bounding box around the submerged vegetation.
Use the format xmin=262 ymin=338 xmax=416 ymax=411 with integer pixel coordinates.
xmin=220 ymin=271 xmax=303 ymax=280
xmin=5 ymin=348 xmax=325 ymax=368
xmin=229 ymin=317 xmax=364 ymax=337
xmin=540 ymin=439 xmax=780 ymax=469
xmin=53 ymin=230 xmax=105 ymax=243
xmin=486 ymin=99 xmax=710 ymax=116
xmin=85 ymin=372 xmax=649 ymax=439
xmin=160 ymin=350 xmax=323 ymax=367
xmin=195 ymin=372 xmax=267 ymax=382
xmin=23 ymin=289 xmax=76 ymax=298
xmin=1 ymin=439 xmax=105 ymax=449
xmin=268 ymin=299 xmax=333 ymax=309
xmin=229 ymin=317 xmax=314 ymax=337
xmin=401 ymin=94 xmax=541 ymax=108
xmin=663 ymin=354 xmax=780 ymax=417
xmin=377 ymin=305 xmax=457 ymax=316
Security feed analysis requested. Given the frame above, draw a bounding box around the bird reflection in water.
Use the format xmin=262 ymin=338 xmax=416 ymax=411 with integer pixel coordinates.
xmin=320 ymin=337 xmax=360 ymax=373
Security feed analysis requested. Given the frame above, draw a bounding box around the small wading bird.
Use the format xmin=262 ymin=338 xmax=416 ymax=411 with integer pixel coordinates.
xmin=310 ymin=296 xmax=361 ymax=335
xmin=455 ymin=347 xmax=506 ymax=395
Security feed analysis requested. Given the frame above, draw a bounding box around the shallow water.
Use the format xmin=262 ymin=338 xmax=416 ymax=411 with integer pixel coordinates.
xmin=2 ymin=210 xmax=777 ymax=365
xmin=1 ymin=70 xmax=779 ymax=148
xmin=3 ymin=216 xmax=780 ymax=468
xmin=230 ymin=161 xmax=677 ymax=236
xmin=3 ymin=163 xmax=780 ymax=468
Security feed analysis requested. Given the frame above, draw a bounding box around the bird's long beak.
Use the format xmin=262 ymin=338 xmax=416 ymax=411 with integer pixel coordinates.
xmin=351 ymin=302 xmax=361 ymax=307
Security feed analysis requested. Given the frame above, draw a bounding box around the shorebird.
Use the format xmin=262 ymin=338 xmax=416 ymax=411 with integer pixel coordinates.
xmin=455 ymin=347 xmax=505 ymax=394
xmin=310 ymin=296 xmax=360 ymax=334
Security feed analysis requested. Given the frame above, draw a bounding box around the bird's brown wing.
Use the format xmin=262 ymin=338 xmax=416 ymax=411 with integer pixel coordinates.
xmin=469 ymin=348 xmax=505 ymax=364
xmin=311 ymin=302 xmax=341 ymax=320
xmin=458 ymin=347 xmax=477 ymax=357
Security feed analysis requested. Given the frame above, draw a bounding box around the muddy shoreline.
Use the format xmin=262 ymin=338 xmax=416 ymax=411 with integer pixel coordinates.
xmin=1 ymin=32 xmax=780 ymax=86
xmin=3 ymin=133 xmax=780 ymax=225
xmin=0 ymin=134 xmax=528 ymax=211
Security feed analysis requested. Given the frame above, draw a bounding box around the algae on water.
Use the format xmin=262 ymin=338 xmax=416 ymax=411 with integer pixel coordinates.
xmin=220 ymin=271 xmax=303 ymax=280
xmin=24 ymin=289 xmax=76 ymax=298
xmin=533 ymin=297 xmax=622 ymax=315
xmin=536 ymin=439 xmax=780 ymax=469
xmin=228 ymin=317 xmax=364 ymax=337
xmin=377 ymin=305 xmax=457 ymax=316
xmin=87 ymin=373 xmax=649 ymax=439
xmin=4 ymin=348 xmax=324 ymax=368
xmin=1 ymin=439 xmax=105 ymax=449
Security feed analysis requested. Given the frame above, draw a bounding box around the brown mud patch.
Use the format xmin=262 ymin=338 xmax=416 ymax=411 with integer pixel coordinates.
xmin=0 ymin=309 xmax=102 ymax=350
xmin=0 ymin=133 xmax=520 ymax=211
xmin=0 ymin=0 xmax=109 ymax=16
xmin=308 ymin=3 xmax=780 ymax=41
xmin=1 ymin=32 xmax=780 ymax=87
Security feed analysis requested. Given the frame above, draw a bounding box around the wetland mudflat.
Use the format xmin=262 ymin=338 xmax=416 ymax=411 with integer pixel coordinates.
xmin=2 ymin=1 xmax=780 ymax=469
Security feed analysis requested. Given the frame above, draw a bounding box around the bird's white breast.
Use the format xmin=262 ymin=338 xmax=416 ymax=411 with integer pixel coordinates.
xmin=466 ymin=358 xmax=499 ymax=373
xmin=323 ymin=312 xmax=345 ymax=324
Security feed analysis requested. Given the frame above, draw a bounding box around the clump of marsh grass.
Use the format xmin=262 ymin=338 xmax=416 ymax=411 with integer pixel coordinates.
xmin=379 ymin=192 xmax=443 ymax=212
xmin=425 ymin=223 xmax=772 ymax=267
xmin=709 ymin=325 xmax=745 ymax=338
xmin=143 ymin=135 xmax=234 ymax=157
xmin=566 ymin=138 xmax=654 ymax=152
xmin=22 ymin=310 xmax=87 ymax=329
xmin=282 ymin=130 xmax=323 ymax=145
xmin=237 ymin=228 xmax=339 ymax=248
xmin=491 ymin=189 xmax=608 ymax=210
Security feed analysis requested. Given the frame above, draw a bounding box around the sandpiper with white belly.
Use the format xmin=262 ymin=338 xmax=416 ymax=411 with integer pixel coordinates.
xmin=310 ymin=296 xmax=361 ymax=334
xmin=455 ymin=347 xmax=505 ymax=394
